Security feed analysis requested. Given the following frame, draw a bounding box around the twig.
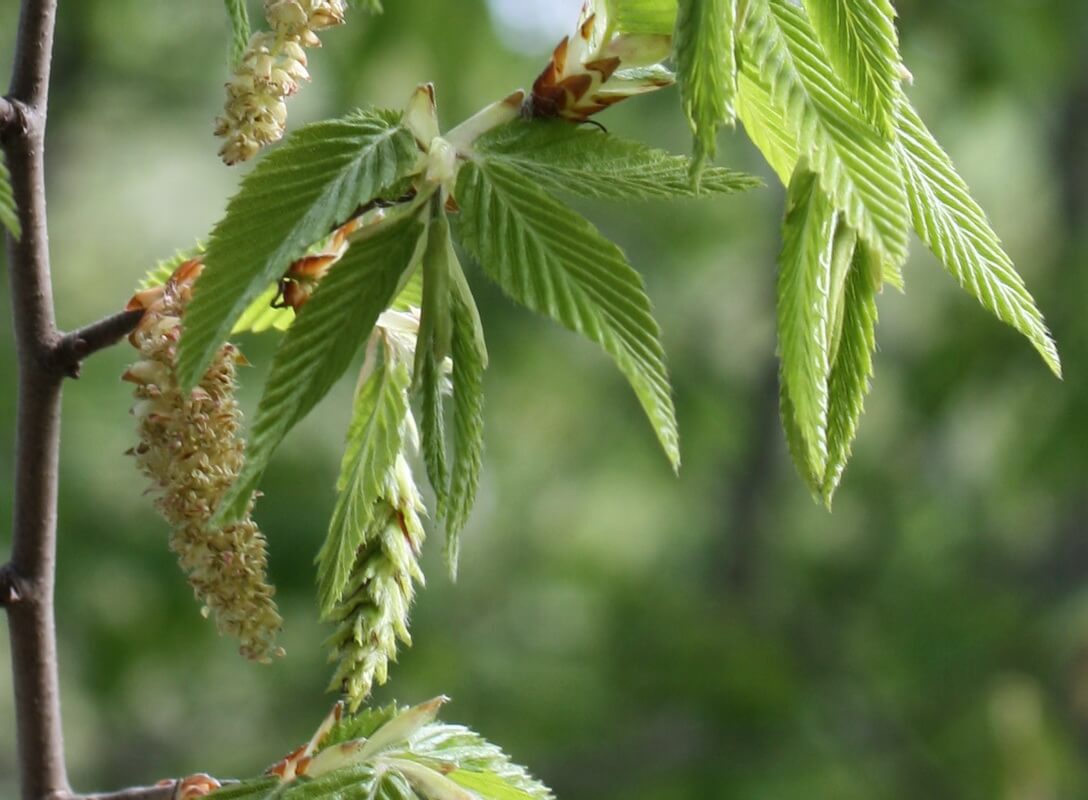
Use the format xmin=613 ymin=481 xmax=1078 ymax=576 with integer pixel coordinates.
xmin=77 ymin=783 xmax=178 ymax=800
xmin=53 ymin=309 xmax=145 ymax=378
xmin=0 ymin=96 xmax=19 ymax=131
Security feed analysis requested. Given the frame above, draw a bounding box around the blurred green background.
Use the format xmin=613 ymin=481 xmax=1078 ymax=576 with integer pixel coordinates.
xmin=2 ymin=1 xmax=1088 ymax=797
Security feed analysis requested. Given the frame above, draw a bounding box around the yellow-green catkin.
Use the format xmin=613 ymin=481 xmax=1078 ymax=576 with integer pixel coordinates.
xmin=326 ymin=445 xmax=427 ymax=710
xmin=215 ymin=0 xmax=348 ymax=164
xmin=125 ymin=261 xmax=283 ymax=662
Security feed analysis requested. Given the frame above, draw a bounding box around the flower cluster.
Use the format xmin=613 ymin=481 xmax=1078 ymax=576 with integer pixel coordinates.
xmin=529 ymin=0 xmax=673 ymax=121
xmin=125 ymin=260 xmax=283 ymax=662
xmin=215 ymin=0 xmax=348 ymax=164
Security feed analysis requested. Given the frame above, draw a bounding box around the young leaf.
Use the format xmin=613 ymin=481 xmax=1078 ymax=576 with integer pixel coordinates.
xmin=895 ymin=98 xmax=1061 ymax=376
xmin=419 ymin=346 xmax=450 ymax=520
xmin=777 ymin=166 xmax=836 ymax=482
xmin=177 ymin=109 xmax=418 ymax=391
xmin=317 ymin=357 xmax=411 ymax=613
xmin=223 ymin=0 xmax=251 ymax=67
xmin=456 ymin=160 xmax=680 ymax=469
xmin=740 ymin=0 xmax=909 ymax=264
xmin=675 ymin=0 xmax=737 ymax=177
xmin=471 ymin=120 xmax=759 ymax=201
xmin=822 ymin=241 xmax=879 ymax=503
xmin=801 ymin=0 xmax=900 ymax=134
xmin=445 ymin=266 xmax=487 ymax=579
xmin=608 ymin=0 xmax=679 ymax=35
xmin=736 ymin=70 xmax=800 ymax=186
xmin=0 ymin=150 xmax=20 ymax=240
xmin=215 ymin=215 xmax=425 ymax=524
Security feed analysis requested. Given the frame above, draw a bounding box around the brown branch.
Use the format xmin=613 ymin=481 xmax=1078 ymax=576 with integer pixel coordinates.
xmin=53 ymin=309 xmax=144 ymax=378
xmin=76 ymin=783 xmax=178 ymax=800
xmin=0 ymin=96 xmax=19 ymax=131
xmin=2 ymin=2 xmax=68 ymax=800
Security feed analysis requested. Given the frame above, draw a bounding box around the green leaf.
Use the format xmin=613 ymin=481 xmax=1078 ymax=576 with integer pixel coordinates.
xmin=410 ymin=725 xmax=553 ymax=800
xmin=456 ymin=159 xmax=680 ymax=469
xmin=223 ymin=0 xmax=251 ymax=67
xmin=418 ymin=345 xmax=450 ymax=519
xmin=777 ymin=166 xmax=836 ymax=482
xmin=801 ymin=0 xmax=900 ymax=133
xmin=471 ymin=120 xmax=758 ymax=201
xmin=895 ymin=98 xmax=1061 ymax=376
xmin=177 ymin=109 xmax=419 ymax=391
xmin=736 ymin=70 xmax=800 ymax=186
xmin=317 ymin=356 xmax=411 ymax=614
xmin=0 ymin=150 xmax=20 ymax=240
xmin=740 ymin=0 xmax=909 ymax=263
xmin=607 ymin=0 xmax=678 ymax=35
xmin=444 ymin=265 xmax=487 ymax=579
xmin=675 ymin=0 xmax=737 ymax=177
xmin=215 ymin=215 xmax=425 ymax=524
xmin=232 ymin=284 xmax=296 ymax=334
xmin=822 ymin=241 xmax=879 ymax=503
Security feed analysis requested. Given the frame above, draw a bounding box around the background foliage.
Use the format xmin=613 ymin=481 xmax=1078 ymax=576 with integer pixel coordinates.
xmin=1 ymin=0 xmax=1088 ymax=797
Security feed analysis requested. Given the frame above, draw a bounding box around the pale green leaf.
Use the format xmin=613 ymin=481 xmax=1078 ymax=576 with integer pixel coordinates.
xmin=822 ymin=241 xmax=878 ymax=503
xmin=456 ymin=160 xmax=680 ymax=469
xmin=177 ymin=109 xmax=419 ymax=391
xmin=675 ymin=0 xmax=737 ymax=176
xmin=740 ymin=0 xmax=909 ymax=263
xmin=214 ymin=215 xmax=424 ymax=524
xmin=224 ymin=0 xmax=251 ymax=66
xmin=444 ymin=265 xmax=487 ymax=579
xmin=607 ymin=0 xmax=678 ymax=35
xmin=317 ymin=357 xmax=411 ymax=613
xmin=802 ymin=0 xmax=900 ymax=133
xmin=419 ymin=347 xmax=449 ymax=519
xmin=471 ymin=120 xmax=759 ymax=201
xmin=736 ymin=70 xmax=800 ymax=186
xmin=232 ymin=284 xmax=296 ymax=334
xmin=0 ymin=150 xmax=21 ymax=240
xmin=777 ymin=166 xmax=836 ymax=481
xmin=895 ymin=98 xmax=1061 ymax=376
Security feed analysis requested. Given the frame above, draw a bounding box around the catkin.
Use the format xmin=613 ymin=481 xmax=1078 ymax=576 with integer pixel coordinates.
xmin=125 ymin=260 xmax=283 ymax=662
xmin=215 ymin=0 xmax=348 ymax=164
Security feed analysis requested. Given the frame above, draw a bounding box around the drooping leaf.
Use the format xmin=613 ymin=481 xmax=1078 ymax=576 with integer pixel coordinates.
xmin=215 ymin=215 xmax=425 ymax=524
xmin=418 ymin=346 xmax=449 ymax=519
xmin=801 ymin=0 xmax=900 ymax=133
xmin=177 ymin=109 xmax=419 ymax=391
xmin=822 ymin=241 xmax=879 ymax=503
xmin=740 ymin=0 xmax=909 ymax=263
xmin=675 ymin=0 xmax=737 ymax=177
xmin=317 ymin=356 xmax=411 ymax=613
xmin=607 ymin=0 xmax=679 ymax=35
xmin=735 ymin=70 xmax=800 ymax=186
xmin=223 ymin=0 xmax=251 ymax=66
xmin=471 ymin=120 xmax=759 ymax=201
xmin=456 ymin=159 xmax=680 ymax=469
xmin=0 ymin=150 xmax=21 ymax=239
xmin=895 ymin=98 xmax=1061 ymax=376
xmin=777 ymin=166 xmax=836 ymax=483
xmin=444 ymin=262 xmax=487 ymax=579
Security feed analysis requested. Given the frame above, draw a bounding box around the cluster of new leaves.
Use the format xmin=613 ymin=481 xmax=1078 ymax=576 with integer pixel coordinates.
xmin=170 ymin=70 xmax=753 ymax=705
xmin=672 ymin=0 xmax=1061 ymax=504
xmin=211 ymin=697 xmax=553 ymax=800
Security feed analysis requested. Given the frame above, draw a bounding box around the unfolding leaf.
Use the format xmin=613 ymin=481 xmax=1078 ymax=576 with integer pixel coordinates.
xmin=317 ymin=356 xmax=411 ymax=613
xmin=675 ymin=0 xmax=737 ymax=176
xmin=802 ymin=0 xmax=900 ymax=133
xmin=736 ymin=70 xmax=800 ymax=186
xmin=777 ymin=167 xmax=836 ymax=482
xmin=178 ymin=109 xmax=418 ymax=390
xmin=471 ymin=120 xmax=758 ymax=201
xmin=740 ymin=0 xmax=908 ymax=263
xmin=457 ymin=159 xmax=680 ymax=469
xmin=214 ymin=215 xmax=424 ymax=524
xmin=895 ymin=98 xmax=1060 ymax=376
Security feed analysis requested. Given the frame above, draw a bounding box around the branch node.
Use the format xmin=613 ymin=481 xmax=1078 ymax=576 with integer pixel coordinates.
xmin=0 ymin=563 xmax=27 ymax=608
xmin=54 ymin=309 xmax=145 ymax=379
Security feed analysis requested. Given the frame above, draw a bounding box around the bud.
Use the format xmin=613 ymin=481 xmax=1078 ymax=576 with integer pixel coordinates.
xmin=528 ymin=0 xmax=675 ymax=121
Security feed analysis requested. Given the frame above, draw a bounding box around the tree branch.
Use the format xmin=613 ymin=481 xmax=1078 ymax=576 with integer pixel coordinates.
xmin=53 ymin=309 xmax=145 ymax=378
xmin=77 ymin=783 xmax=177 ymax=800
xmin=2 ymin=2 xmax=68 ymax=800
xmin=0 ymin=96 xmax=19 ymax=131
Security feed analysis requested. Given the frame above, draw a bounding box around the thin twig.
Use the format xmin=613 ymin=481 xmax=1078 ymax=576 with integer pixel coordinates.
xmin=53 ymin=309 xmax=145 ymax=378
xmin=77 ymin=782 xmax=178 ymax=800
